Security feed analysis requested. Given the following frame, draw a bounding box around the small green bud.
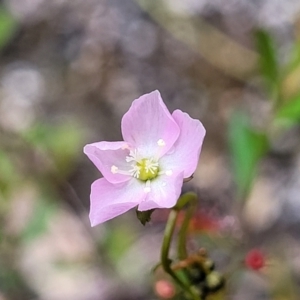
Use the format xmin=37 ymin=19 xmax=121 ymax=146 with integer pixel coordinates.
xmin=203 ymin=259 xmax=215 ymax=272
xmin=204 ymin=271 xmax=225 ymax=292
xmin=188 ymin=264 xmax=206 ymax=284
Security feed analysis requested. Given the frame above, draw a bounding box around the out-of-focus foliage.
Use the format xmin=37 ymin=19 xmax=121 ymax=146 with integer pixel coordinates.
xmin=228 ymin=113 xmax=268 ymax=197
xmin=21 ymin=197 xmax=58 ymax=242
xmin=276 ymin=94 xmax=300 ymax=122
xmin=0 ymin=150 xmax=16 ymax=195
xmin=22 ymin=122 xmax=83 ymax=176
xmin=255 ymin=30 xmax=279 ymax=96
xmin=0 ymin=6 xmax=17 ymax=49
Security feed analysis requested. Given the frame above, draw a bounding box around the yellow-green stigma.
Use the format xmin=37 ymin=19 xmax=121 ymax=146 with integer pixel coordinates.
xmin=136 ymin=158 xmax=159 ymax=181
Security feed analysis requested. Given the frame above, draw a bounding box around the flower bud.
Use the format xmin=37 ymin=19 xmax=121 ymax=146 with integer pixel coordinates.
xmin=204 ymin=271 xmax=225 ymax=292
xmin=154 ymin=280 xmax=176 ymax=299
xmin=245 ymin=249 xmax=265 ymax=270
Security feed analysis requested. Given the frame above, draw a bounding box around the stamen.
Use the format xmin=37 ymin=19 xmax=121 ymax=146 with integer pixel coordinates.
xmin=145 ymin=158 xmax=159 ymax=174
xmin=158 ymin=170 xmax=173 ymax=176
xmin=125 ymin=149 xmax=160 ymax=181
xmin=144 ymin=187 xmax=151 ymax=193
xmin=126 ymin=149 xmax=140 ymax=162
xmin=129 ymin=165 xmax=141 ymax=178
xmin=144 ymin=180 xmax=151 ymax=193
xmin=111 ymin=165 xmax=132 ymax=176
xmin=111 ymin=165 xmax=118 ymax=174
xmin=157 ymin=139 xmax=166 ymax=146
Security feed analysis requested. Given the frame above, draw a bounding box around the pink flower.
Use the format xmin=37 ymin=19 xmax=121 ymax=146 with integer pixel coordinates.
xmin=84 ymin=90 xmax=206 ymax=226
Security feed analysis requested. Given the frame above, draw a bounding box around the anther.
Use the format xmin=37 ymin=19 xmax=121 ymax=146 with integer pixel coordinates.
xmin=111 ymin=165 xmax=118 ymax=174
xmin=157 ymin=139 xmax=166 ymax=146
xmin=144 ymin=187 xmax=151 ymax=193
xmin=121 ymin=143 xmax=129 ymax=150
xmin=111 ymin=165 xmax=132 ymax=176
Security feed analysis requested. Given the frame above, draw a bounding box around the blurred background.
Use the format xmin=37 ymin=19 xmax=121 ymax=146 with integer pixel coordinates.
xmin=1 ymin=0 xmax=300 ymax=299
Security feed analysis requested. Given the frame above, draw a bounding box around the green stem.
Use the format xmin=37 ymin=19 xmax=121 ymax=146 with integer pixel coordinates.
xmin=161 ymin=210 xmax=183 ymax=286
xmin=161 ymin=209 xmax=200 ymax=300
xmin=177 ymin=196 xmax=197 ymax=260
xmin=174 ymin=192 xmax=197 ymax=211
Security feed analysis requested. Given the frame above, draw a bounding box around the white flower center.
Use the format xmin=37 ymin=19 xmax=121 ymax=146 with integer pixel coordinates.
xmin=111 ymin=139 xmax=173 ymax=193
xmin=128 ymin=156 xmax=159 ymax=181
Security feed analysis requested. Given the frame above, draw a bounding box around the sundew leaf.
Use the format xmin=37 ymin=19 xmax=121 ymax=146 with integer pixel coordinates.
xmin=276 ymin=93 xmax=300 ymax=122
xmin=255 ymin=29 xmax=279 ymax=94
xmin=0 ymin=6 xmax=18 ymax=49
xmin=228 ymin=112 xmax=269 ymax=198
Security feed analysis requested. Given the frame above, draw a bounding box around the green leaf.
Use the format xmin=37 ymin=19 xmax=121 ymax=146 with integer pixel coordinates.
xmin=255 ymin=29 xmax=279 ymax=93
xmin=276 ymin=94 xmax=300 ymax=122
xmin=0 ymin=6 xmax=18 ymax=49
xmin=229 ymin=112 xmax=269 ymax=197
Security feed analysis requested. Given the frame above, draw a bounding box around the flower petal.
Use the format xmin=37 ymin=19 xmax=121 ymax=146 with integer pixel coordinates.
xmin=89 ymin=178 xmax=146 ymax=226
xmin=160 ymin=110 xmax=206 ymax=178
xmin=121 ymin=90 xmax=180 ymax=158
xmin=137 ymin=200 xmax=160 ymax=211
xmin=138 ymin=172 xmax=184 ymax=211
xmin=84 ymin=141 xmax=131 ymax=184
